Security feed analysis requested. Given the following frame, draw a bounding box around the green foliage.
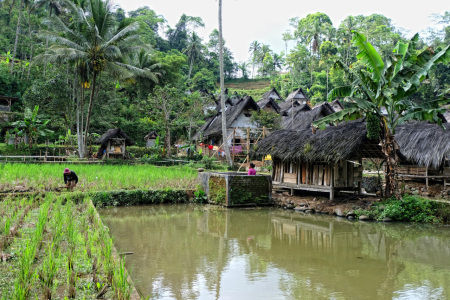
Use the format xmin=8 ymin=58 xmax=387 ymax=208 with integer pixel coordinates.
xmin=366 ymin=113 xmax=381 ymax=139
xmin=250 ymin=110 xmax=282 ymax=130
xmin=91 ymin=189 xmax=190 ymax=206
xmin=201 ymin=155 xmax=217 ymax=169
xmin=356 ymin=196 xmax=442 ymax=222
xmin=193 ymin=189 xmax=207 ymax=203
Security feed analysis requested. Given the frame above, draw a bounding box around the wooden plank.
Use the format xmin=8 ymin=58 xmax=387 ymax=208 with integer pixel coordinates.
xmin=313 ymin=164 xmax=319 ymax=185
xmin=297 ymin=163 xmax=301 ymax=185
xmin=348 ymin=162 xmax=354 ymax=187
xmin=301 ymin=163 xmax=306 ymax=184
xmin=341 ymin=161 xmax=347 ymax=187
xmin=318 ymin=165 xmax=324 ymax=186
xmin=284 ymin=173 xmax=297 ymax=184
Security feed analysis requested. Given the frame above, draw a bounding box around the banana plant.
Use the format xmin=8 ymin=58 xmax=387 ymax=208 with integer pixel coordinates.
xmin=312 ymin=31 xmax=450 ymax=198
xmin=11 ymin=105 xmax=54 ymax=149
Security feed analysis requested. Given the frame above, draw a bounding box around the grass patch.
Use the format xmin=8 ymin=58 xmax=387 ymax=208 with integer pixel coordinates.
xmin=0 ymin=163 xmax=197 ymax=192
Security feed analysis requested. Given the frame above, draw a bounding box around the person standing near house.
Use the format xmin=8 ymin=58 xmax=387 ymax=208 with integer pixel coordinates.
xmin=63 ymin=168 xmax=78 ymax=191
xmin=248 ymin=163 xmax=256 ymax=175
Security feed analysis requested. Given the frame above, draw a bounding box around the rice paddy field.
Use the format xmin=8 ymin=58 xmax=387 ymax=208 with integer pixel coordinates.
xmin=0 ymin=164 xmax=198 ymax=192
xmin=0 ymin=193 xmax=134 ymax=299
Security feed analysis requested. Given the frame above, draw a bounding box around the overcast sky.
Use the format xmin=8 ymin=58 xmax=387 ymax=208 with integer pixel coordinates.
xmin=113 ymin=0 xmax=448 ymax=62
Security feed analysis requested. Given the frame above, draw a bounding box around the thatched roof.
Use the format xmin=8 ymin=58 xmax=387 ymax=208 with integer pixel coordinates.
xmin=279 ymin=99 xmax=301 ymax=113
xmin=255 ymin=120 xmax=383 ymax=163
xmin=144 ymin=131 xmax=159 ymax=141
xmin=197 ymin=96 xmax=259 ymax=139
xmin=257 ymin=97 xmax=281 ymax=113
xmin=261 ymin=88 xmax=283 ymax=101
xmin=395 ymin=122 xmax=450 ymax=168
xmin=285 ymin=88 xmax=309 ymax=103
xmin=281 ymin=103 xmax=334 ymax=131
xmin=330 ymin=99 xmax=344 ymax=111
xmin=96 ymin=128 xmax=135 ymax=146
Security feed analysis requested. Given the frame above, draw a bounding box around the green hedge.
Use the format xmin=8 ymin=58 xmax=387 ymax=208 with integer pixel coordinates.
xmin=90 ymin=189 xmax=191 ymax=206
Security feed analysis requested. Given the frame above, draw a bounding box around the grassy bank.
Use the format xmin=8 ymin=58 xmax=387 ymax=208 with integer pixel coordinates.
xmin=0 ymin=194 xmax=133 ymax=299
xmin=0 ymin=163 xmax=198 ymax=192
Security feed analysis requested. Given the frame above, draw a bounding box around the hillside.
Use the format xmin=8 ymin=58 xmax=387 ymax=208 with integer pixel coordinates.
xmin=222 ymin=78 xmax=272 ymax=100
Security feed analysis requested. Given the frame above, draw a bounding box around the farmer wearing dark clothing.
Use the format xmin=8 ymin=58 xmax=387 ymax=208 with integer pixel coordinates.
xmin=63 ymin=168 xmax=78 ymax=191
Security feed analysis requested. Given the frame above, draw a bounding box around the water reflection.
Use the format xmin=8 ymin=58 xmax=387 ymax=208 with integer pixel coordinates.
xmin=99 ymin=205 xmax=450 ymax=300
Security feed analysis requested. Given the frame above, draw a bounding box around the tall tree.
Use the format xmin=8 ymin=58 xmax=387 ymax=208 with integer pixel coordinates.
xmin=313 ymin=31 xmax=450 ymax=197
xmin=36 ymin=0 xmax=145 ymax=157
xmin=218 ymin=0 xmax=232 ymax=165
xmin=10 ymin=0 xmax=29 ymax=72
xmin=183 ymin=32 xmax=204 ymax=81
xmin=248 ymin=40 xmax=261 ymax=78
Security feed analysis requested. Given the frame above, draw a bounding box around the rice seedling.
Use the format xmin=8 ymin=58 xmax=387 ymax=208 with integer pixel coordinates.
xmin=38 ymin=244 xmax=59 ymax=300
xmin=113 ymin=258 xmax=132 ymax=300
xmin=1 ymin=163 xmax=197 ymax=192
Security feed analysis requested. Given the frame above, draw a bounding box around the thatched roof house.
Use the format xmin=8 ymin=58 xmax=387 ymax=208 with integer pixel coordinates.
xmin=279 ymin=99 xmax=302 ymax=114
xmin=281 ymin=102 xmax=338 ymax=131
xmin=96 ymin=128 xmax=134 ymax=159
xmin=144 ymin=131 xmax=159 ymax=147
xmin=194 ymin=96 xmax=260 ymax=143
xmin=285 ymin=88 xmax=309 ymax=105
xmin=257 ymin=88 xmax=283 ymax=113
xmin=255 ymin=120 xmax=383 ymax=199
xmin=395 ymin=122 xmax=450 ymax=169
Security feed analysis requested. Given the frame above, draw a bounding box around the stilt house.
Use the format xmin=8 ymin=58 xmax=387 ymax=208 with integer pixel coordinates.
xmin=96 ymin=128 xmax=135 ymax=159
xmin=395 ymin=122 xmax=450 ymax=188
xmin=256 ymin=120 xmax=384 ymax=199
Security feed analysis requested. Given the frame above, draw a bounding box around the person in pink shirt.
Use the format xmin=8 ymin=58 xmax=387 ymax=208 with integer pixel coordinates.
xmin=248 ymin=163 xmax=256 ymax=175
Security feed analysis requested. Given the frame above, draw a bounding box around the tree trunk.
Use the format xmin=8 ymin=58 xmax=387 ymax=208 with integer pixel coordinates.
xmin=380 ymin=119 xmax=399 ymax=198
xmin=83 ymin=71 xmax=98 ymax=158
xmin=8 ymin=0 xmax=16 ymax=25
xmin=218 ymin=0 xmax=232 ymax=165
xmin=326 ymin=66 xmax=329 ymax=97
xmin=165 ymin=122 xmax=171 ymax=158
xmin=27 ymin=10 xmax=33 ymax=80
xmin=10 ymin=0 xmax=24 ymax=73
xmin=188 ymin=58 xmax=194 ymax=80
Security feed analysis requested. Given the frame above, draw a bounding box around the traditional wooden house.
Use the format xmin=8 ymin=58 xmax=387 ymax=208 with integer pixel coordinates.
xmin=285 ymin=88 xmax=309 ymax=105
xmin=96 ymin=128 xmax=135 ymax=159
xmin=395 ymin=122 xmax=450 ymax=188
xmin=144 ymin=131 xmax=159 ymax=148
xmin=256 ymin=120 xmax=384 ymax=199
xmin=193 ymin=96 xmax=260 ymax=148
xmin=281 ymin=102 xmax=338 ymax=131
xmin=257 ymin=88 xmax=283 ymax=113
xmin=0 ymin=95 xmax=18 ymax=123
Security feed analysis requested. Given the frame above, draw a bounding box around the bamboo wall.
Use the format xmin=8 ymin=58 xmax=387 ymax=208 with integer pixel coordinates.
xmin=272 ymin=160 xmax=362 ymax=188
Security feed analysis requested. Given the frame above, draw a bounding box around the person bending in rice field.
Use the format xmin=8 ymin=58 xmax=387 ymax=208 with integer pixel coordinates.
xmin=63 ymin=168 xmax=78 ymax=191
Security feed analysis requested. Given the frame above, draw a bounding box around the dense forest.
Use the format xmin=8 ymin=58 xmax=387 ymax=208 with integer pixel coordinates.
xmin=0 ymin=0 xmax=449 ymax=150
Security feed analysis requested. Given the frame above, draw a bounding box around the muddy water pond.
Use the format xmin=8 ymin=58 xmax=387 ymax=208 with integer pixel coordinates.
xmin=99 ymin=205 xmax=450 ymax=300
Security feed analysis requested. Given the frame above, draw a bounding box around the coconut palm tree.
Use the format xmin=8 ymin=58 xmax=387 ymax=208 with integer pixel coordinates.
xmin=313 ymin=31 xmax=450 ymax=197
xmin=127 ymin=48 xmax=162 ymax=98
xmin=248 ymin=40 xmax=261 ymax=78
xmin=10 ymin=0 xmax=31 ymax=72
xmin=35 ymin=0 xmax=144 ymax=157
xmin=183 ymin=32 xmax=204 ymax=81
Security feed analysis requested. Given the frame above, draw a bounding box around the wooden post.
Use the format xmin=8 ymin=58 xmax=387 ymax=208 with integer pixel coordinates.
xmin=426 ymin=167 xmax=429 ymax=189
xmin=232 ymin=128 xmax=235 ymax=163
xmin=246 ymin=127 xmax=250 ymax=167
xmin=330 ymin=164 xmax=335 ymax=200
